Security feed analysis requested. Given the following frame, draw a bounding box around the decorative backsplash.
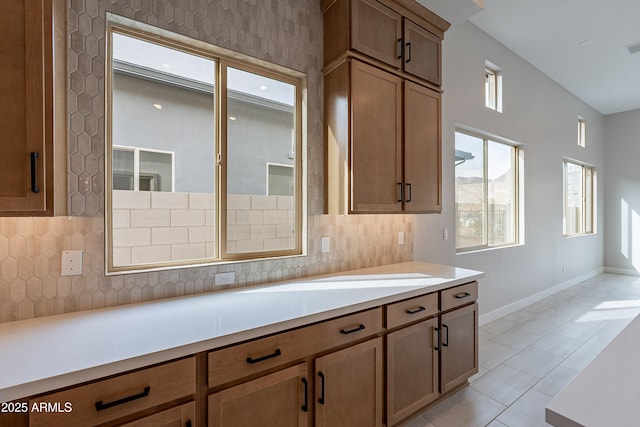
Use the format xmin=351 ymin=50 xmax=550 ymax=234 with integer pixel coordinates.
xmin=0 ymin=215 xmax=412 ymax=323
xmin=0 ymin=0 xmax=414 ymax=323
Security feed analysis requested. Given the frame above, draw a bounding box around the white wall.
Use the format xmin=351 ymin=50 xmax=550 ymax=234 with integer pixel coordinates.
xmin=414 ymin=21 xmax=605 ymax=320
xmin=604 ymin=109 xmax=640 ymax=274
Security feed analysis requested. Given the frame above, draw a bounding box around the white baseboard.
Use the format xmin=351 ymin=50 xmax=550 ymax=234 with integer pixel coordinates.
xmin=604 ymin=266 xmax=640 ymax=276
xmin=478 ymin=267 xmax=605 ymax=326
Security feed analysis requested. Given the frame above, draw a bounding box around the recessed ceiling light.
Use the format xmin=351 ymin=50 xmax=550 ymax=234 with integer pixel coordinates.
xmin=259 ymin=85 xmax=267 ymax=91
xmin=153 ymin=104 xmax=163 ymax=109
xmin=228 ymin=116 xmax=237 ymax=121
xmin=162 ymin=63 xmax=171 ymax=69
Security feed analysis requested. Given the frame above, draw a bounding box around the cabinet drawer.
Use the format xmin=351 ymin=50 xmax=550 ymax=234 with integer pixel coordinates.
xmin=29 ymin=357 xmax=196 ymax=427
xmin=209 ymin=308 xmax=382 ymax=387
xmin=386 ymin=293 xmax=437 ymax=329
xmin=440 ymin=282 xmax=478 ymax=312
xmin=119 ymin=401 xmax=195 ymax=427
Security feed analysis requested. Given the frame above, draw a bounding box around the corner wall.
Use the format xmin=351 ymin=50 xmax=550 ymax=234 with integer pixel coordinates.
xmin=603 ymin=109 xmax=640 ymax=275
xmin=414 ymin=21 xmax=605 ymax=320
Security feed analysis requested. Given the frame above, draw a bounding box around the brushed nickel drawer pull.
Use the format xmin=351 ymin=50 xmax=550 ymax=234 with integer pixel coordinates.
xmin=340 ymin=324 xmax=365 ymax=335
xmin=246 ymin=348 xmax=282 ymax=364
xmin=454 ymin=292 xmax=471 ymax=299
xmin=406 ymin=306 xmax=426 ymax=315
xmin=95 ymin=386 xmax=150 ymax=411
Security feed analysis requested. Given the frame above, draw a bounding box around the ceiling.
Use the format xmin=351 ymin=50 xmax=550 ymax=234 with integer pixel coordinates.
xmin=417 ymin=0 xmax=640 ymax=115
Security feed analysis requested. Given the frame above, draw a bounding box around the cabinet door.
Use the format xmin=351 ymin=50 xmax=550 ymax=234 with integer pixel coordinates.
xmin=315 ymin=338 xmax=383 ymax=427
xmin=351 ymin=0 xmax=402 ymax=68
xmin=208 ymin=363 xmax=309 ymax=427
xmin=0 ymin=0 xmax=47 ymax=213
xmin=403 ymin=81 xmax=441 ymax=213
xmin=351 ymin=60 xmax=402 ymax=213
xmin=119 ymin=401 xmax=195 ymax=427
xmin=403 ymin=19 xmax=441 ymax=85
xmin=387 ymin=318 xmax=439 ymax=426
xmin=441 ymin=303 xmax=478 ymax=393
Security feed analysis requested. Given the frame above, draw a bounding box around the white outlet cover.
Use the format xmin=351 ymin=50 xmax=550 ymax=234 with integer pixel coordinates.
xmin=398 ymin=232 xmax=405 ymax=245
xmin=215 ymin=272 xmax=236 ymax=286
xmin=61 ymin=250 xmax=83 ymax=276
xmin=321 ymin=237 xmax=330 ymax=253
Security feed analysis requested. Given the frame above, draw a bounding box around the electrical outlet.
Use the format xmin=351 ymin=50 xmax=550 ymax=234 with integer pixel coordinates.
xmin=215 ymin=272 xmax=236 ymax=286
xmin=398 ymin=232 xmax=405 ymax=245
xmin=443 ymin=228 xmax=449 ymax=240
xmin=321 ymin=236 xmax=330 ymax=253
xmin=61 ymin=250 xmax=83 ymax=276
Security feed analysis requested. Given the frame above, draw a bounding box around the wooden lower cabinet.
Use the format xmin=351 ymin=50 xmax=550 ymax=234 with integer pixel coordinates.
xmin=386 ymin=318 xmax=439 ymax=426
xmin=119 ymin=402 xmax=195 ymax=427
xmin=440 ymin=303 xmax=478 ymax=394
xmin=10 ymin=284 xmax=478 ymax=427
xmin=314 ymin=338 xmax=383 ymax=427
xmin=29 ymin=357 xmax=196 ymax=427
xmin=208 ymin=363 xmax=309 ymax=427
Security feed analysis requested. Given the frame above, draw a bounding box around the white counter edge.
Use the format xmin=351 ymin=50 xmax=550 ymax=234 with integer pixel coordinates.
xmin=0 ymin=262 xmax=483 ymax=402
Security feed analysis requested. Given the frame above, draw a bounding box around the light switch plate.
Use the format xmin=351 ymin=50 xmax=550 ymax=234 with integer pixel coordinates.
xmin=321 ymin=236 xmax=330 ymax=253
xmin=61 ymin=250 xmax=83 ymax=276
xmin=398 ymin=232 xmax=405 ymax=245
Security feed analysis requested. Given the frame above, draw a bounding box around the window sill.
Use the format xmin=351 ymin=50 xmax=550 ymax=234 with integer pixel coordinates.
xmin=563 ymin=232 xmax=596 ymax=239
xmin=456 ymin=242 xmax=523 ymax=255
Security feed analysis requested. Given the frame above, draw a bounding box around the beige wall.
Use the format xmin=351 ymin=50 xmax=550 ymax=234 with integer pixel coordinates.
xmin=0 ymin=0 xmax=414 ymax=323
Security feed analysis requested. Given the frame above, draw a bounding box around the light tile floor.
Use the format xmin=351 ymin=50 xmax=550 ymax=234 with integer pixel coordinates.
xmin=401 ymin=273 xmax=640 ymax=427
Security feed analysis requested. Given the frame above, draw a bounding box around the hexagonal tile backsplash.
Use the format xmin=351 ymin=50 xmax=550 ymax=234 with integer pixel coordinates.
xmin=0 ymin=0 xmax=414 ymax=323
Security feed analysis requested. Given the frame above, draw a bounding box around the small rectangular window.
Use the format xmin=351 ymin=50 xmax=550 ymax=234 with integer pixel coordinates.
xmin=484 ymin=61 xmax=502 ymax=112
xmin=455 ymin=130 xmax=521 ymax=251
xmin=578 ymin=117 xmax=586 ymax=147
xmin=563 ymin=160 xmax=595 ymax=236
xmin=113 ymin=146 xmax=174 ymax=192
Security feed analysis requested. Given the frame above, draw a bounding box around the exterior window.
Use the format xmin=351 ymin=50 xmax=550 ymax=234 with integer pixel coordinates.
xmin=578 ymin=117 xmax=586 ymax=147
xmin=113 ymin=146 xmax=174 ymax=192
xmin=267 ymin=163 xmax=294 ymax=196
xmin=455 ymin=131 xmax=520 ymax=251
xmin=106 ymin=18 xmax=305 ymax=272
xmin=484 ymin=61 xmax=502 ymax=112
xmin=564 ymin=160 xmax=595 ymax=236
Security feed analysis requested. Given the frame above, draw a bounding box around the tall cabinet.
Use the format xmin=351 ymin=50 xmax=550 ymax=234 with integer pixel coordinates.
xmin=0 ymin=0 xmax=66 ymax=216
xmin=323 ymin=0 xmax=449 ymax=214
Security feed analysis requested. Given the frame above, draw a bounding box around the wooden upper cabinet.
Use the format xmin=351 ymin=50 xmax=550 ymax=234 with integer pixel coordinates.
xmin=323 ymin=0 xmax=447 ymax=86
xmin=0 ymin=0 xmax=65 ymax=216
xmin=403 ymin=81 xmax=441 ymax=212
xmin=350 ymin=60 xmax=403 ymax=213
xmin=351 ymin=0 xmax=402 ymax=68
xmin=323 ymin=0 xmax=447 ymax=214
xmin=403 ymin=19 xmax=441 ymax=85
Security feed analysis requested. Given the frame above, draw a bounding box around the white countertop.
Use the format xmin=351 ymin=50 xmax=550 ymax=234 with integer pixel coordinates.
xmin=546 ymin=312 xmax=640 ymax=427
xmin=0 ymin=261 xmax=483 ymax=402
